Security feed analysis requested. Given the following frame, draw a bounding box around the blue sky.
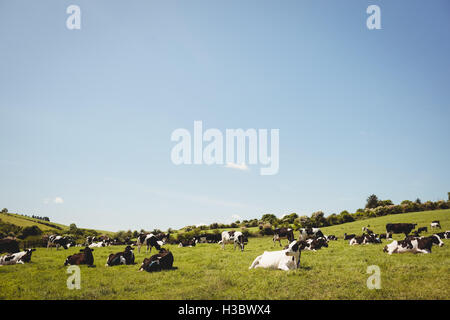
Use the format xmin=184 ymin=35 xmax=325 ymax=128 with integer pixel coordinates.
xmin=1 ymin=0 xmax=449 ymax=231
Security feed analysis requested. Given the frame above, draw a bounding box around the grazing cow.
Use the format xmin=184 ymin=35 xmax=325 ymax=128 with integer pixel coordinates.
xmin=154 ymin=233 xmax=169 ymax=244
xmin=193 ymin=233 xmax=222 ymax=244
xmin=303 ymin=237 xmax=329 ymax=251
xmin=47 ymin=235 xmax=73 ymax=250
xmin=325 ymin=235 xmax=338 ymax=241
xmin=299 ymin=228 xmax=324 ymax=240
xmin=64 ymin=247 xmax=95 ymax=266
xmin=249 ymin=240 xmax=306 ymax=271
xmin=386 ymin=223 xmax=417 ymax=237
xmin=383 ymin=235 xmax=443 ymax=254
xmin=219 ymin=231 xmax=246 ymax=251
xmin=178 ymin=240 xmax=196 ymax=247
xmin=105 ymin=246 xmax=135 ymax=266
xmin=273 ymin=227 xmax=294 ymax=246
xmin=0 ymin=238 xmax=20 ymax=254
xmin=139 ymin=249 xmax=174 ymax=272
xmin=136 ymin=233 xmax=161 ymax=254
xmin=430 ymin=221 xmax=441 ymax=229
xmin=344 ymin=233 xmax=356 ymax=240
xmin=417 ymin=227 xmax=428 ymax=234
xmin=0 ymin=249 xmax=36 ymax=266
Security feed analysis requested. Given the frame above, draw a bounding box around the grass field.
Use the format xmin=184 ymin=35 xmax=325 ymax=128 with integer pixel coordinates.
xmin=0 ymin=209 xmax=449 ymax=300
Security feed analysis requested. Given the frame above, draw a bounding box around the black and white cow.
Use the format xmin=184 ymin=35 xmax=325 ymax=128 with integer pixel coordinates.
xmin=386 ymin=223 xmax=417 ymax=237
xmin=178 ymin=240 xmax=196 ymax=247
xmin=193 ymin=233 xmax=221 ymax=244
xmin=383 ymin=235 xmax=443 ymax=254
xmin=434 ymin=231 xmax=450 ymax=239
xmin=219 ymin=231 xmax=246 ymax=251
xmin=430 ymin=221 xmax=441 ymax=229
xmin=362 ymin=226 xmax=374 ymax=234
xmin=344 ymin=233 xmax=356 ymax=240
xmin=325 ymin=235 xmax=338 ymax=241
xmin=139 ymin=248 xmax=174 ymax=272
xmin=136 ymin=233 xmax=162 ymax=253
xmin=47 ymin=235 xmax=72 ymax=250
xmin=417 ymin=227 xmax=428 ymax=234
xmin=299 ymin=228 xmax=324 ymax=240
xmin=273 ymin=227 xmax=294 ymax=246
xmin=349 ymin=233 xmax=381 ymax=245
xmin=0 ymin=249 xmax=36 ymax=266
xmin=105 ymin=245 xmax=135 ymax=266
xmin=302 ymin=237 xmax=329 ymax=251
xmin=249 ymin=240 xmax=306 ymax=270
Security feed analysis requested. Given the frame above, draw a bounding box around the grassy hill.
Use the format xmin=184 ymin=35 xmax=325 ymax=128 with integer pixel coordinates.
xmin=0 ymin=212 xmax=114 ymax=237
xmin=0 ymin=209 xmax=448 ymax=299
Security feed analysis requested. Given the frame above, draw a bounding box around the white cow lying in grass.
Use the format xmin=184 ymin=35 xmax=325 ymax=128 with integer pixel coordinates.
xmin=0 ymin=249 xmax=36 ymax=266
xmin=249 ymin=240 xmax=304 ymax=271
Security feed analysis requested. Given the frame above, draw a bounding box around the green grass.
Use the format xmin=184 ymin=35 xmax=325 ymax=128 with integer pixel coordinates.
xmin=0 ymin=209 xmax=449 ymax=300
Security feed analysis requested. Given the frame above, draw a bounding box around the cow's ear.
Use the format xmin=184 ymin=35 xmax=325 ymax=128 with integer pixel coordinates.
xmin=91 ymin=249 xmax=94 ymax=251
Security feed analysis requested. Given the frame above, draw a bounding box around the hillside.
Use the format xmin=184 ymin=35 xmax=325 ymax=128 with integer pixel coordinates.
xmin=0 ymin=212 xmax=114 ymax=236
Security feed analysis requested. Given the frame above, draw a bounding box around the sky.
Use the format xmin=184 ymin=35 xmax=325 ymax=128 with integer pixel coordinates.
xmin=1 ymin=0 xmax=449 ymax=232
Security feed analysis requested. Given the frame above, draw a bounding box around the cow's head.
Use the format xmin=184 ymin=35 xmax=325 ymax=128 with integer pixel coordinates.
xmin=19 ymin=249 xmax=36 ymax=263
xmin=431 ymin=235 xmax=444 ymax=247
xmin=285 ymin=240 xmax=303 ymax=256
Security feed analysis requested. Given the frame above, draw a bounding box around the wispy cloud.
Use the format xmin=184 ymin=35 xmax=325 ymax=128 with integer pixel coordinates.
xmin=231 ymin=214 xmax=242 ymax=221
xmin=44 ymin=197 xmax=64 ymax=205
xmin=225 ymin=162 xmax=249 ymax=171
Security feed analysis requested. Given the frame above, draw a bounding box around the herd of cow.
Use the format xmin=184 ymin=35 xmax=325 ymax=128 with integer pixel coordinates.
xmin=0 ymin=220 xmax=448 ymax=272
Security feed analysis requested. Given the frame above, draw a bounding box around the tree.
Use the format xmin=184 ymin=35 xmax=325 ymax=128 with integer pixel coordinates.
xmin=365 ymin=194 xmax=379 ymax=209
xmin=448 ymin=192 xmax=450 ymax=201
xmin=261 ymin=214 xmax=278 ymax=225
xmin=69 ymin=223 xmax=78 ymax=234
xmin=415 ymin=198 xmax=421 ymax=204
xmin=1 ymin=208 xmax=7 ymax=214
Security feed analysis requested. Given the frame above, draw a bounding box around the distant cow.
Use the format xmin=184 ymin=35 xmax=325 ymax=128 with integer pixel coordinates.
xmin=273 ymin=227 xmax=294 ymax=246
xmin=178 ymin=240 xmax=196 ymax=247
xmin=139 ymin=249 xmax=174 ymax=272
xmin=417 ymin=227 xmax=428 ymax=234
xmin=105 ymin=246 xmax=135 ymax=266
xmin=89 ymin=241 xmax=107 ymax=248
xmin=362 ymin=226 xmax=374 ymax=234
xmin=386 ymin=223 xmax=417 ymax=237
xmin=349 ymin=234 xmax=381 ymax=245
xmin=303 ymin=237 xmax=329 ymax=251
xmin=325 ymin=235 xmax=338 ymax=241
xmin=0 ymin=238 xmax=20 ymax=254
xmin=64 ymin=247 xmax=95 ymax=266
xmin=47 ymin=235 xmax=72 ymax=250
xmin=344 ymin=233 xmax=356 ymax=240
xmin=136 ymin=233 xmax=162 ymax=254
xmin=384 ymin=235 xmax=443 ymax=254
xmin=299 ymin=228 xmax=324 ymax=240
xmin=193 ymin=233 xmax=222 ymax=244
xmin=0 ymin=249 xmax=36 ymax=266
xmin=434 ymin=231 xmax=450 ymax=239
xmin=219 ymin=231 xmax=246 ymax=251
xmin=249 ymin=240 xmax=306 ymax=271
xmin=430 ymin=221 xmax=441 ymax=229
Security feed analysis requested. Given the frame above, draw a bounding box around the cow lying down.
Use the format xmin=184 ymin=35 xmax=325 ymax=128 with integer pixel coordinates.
xmin=302 ymin=237 xmax=328 ymax=251
xmin=139 ymin=248 xmax=174 ymax=272
xmin=249 ymin=240 xmax=306 ymax=271
xmin=383 ymin=235 xmax=444 ymax=254
xmin=64 ymin=247 xmax=95 ymax=267
xmin=105 ymin=245 xmax=135 ymax=266
xmin=0 ymin=249 xmax=36 ymax=266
